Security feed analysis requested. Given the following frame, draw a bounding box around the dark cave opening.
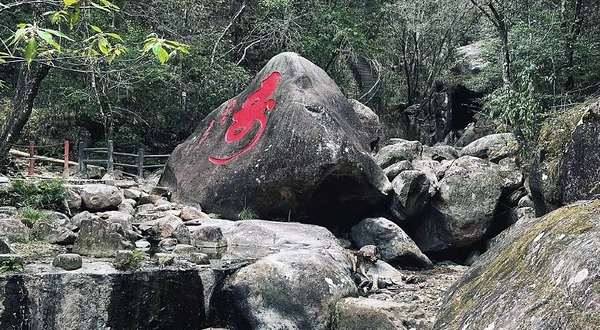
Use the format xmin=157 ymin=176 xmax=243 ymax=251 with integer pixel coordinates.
xmin=450 ymin=85 xmax=484 ymax=131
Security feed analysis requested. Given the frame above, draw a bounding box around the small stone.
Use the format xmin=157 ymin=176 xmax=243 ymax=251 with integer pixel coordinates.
xmin=67 ymin=189 xmax=82 ymax=211
xmin=135 ymin=239 xmax=151 ymax=250
xmin=139 ymin=194 xmax=161 ymax=205
xmin=180 ymin=206 xmax=210 ymax=221
xmin=113 ymin=250 xmax=142 ymax=270
xmin=518 ymin=195 xmax=535 ymax=208
xmin=172 ymin=244 xmax=199 ymax=255
xmin=155 ymin=253 xmax=174 ymax=267
xmin=158 ymin=238 xmax=178 ymax=251
xmin=52 ymin=254 xmax=83 ymax=271
xmin=0 ymin=237 xmax=14 ymax=254
xmin=79 ymin=184 xmax=122 ymax=211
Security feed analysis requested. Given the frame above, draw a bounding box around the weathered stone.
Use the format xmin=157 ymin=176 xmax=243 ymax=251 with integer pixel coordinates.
xmin=139 ymin=215 xmax=188 ymax=243
xmin=160 ymin=52 xmax=390 ymax=225
xmin=382 ymin=160 xmax=413 ymax=181
xmin=181 ymin=205 xmax=210 ymax=221
xmin=0 ymin=217 xmax=30 ymax=242
xmin=518 ymin=195 xmax=534 ymax=208
xmin=463 ymin=250 xmax=480 ymax=266
xmin=508 ymin=206 xmax=536 ymax=225
xmin=158 ymin=238 xmax=178 ymax=251
xmin=31 ymin=220 xmax=78 ymax=245
xmin=459 ymin=133 xmax=517 ymax=161
xmin=411 ymin=159 xmax=441 ymax=196
xmin=424 ymin=145 xmax=459 ymax=161
xmin=79 ymin=184 xmax=122 ymax=211
xmin=413 ymin=156 xmax=510 ymax=252
xmin=155 ymin=253 xmax=175 ymax=267
xmin=351 ymin=218 xmax=432 ymax=269
xmin=0 ymin=237 xmax=14 ymax=254
xmin=0 ymin=206 xmax=17 ymax=216
xmin=52 ymin=253 xmax=83 ymax=270
xmin=0 ymin=262 xmax=210 ymax=329
xmin=349 ymin=99 xmax=383 ymax=148
xmin=73 ymin=218 xmax=133 ymax=257
xmin=118 ymin=200 xmax=136 ymax=216
xmin=390 ymin=171 xmax=430 ymax=221
xmin=0 ymin=253 xmax=23 ymax=270
xmin=366 ymin=260 xmax=404 ymax=284
xmin=376 ymin=139 xmax=423 ymax=169
xmin=70 ymin=211 xmax=96 ymax=230
xmin=212 ymin=250 xmax=356 ymax=330
xmin=67 ymin=189 xmax=82 ymax=211
xmin=139 ymin=193 xmax=161 ymax=205
xmin=98 ymin=211 xmax=134 ymax=230
xmin=433 ymin=200 xmax=600 ymax=330
xmin=113 ymin=250 xmax=141 ymax=270
xmin=173 ymin=244 xmax=199 ymax=255
xmin=334 ymin=297 xmax=407 ymax=330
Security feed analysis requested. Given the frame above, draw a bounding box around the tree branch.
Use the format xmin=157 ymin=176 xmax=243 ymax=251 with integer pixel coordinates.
xmin=211 ymin=2 xmax=246 ymax=65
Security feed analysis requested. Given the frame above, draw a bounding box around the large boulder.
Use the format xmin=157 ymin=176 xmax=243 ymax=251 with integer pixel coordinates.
xmin=433 ymin=200 xmax=600 ymax=330
xmin=350 ymin=218 xmax=432 ymax=269
xmin=459 ymin=133 xmax=518 ymax=162
xmin=334 ymin=297 xmax=407 ymax=330
xmin=211 ymin=250 xmax=356 ymax=330
xmin=375 ymin=139 xmax=423 ymax=169
xmin=390 ymin=171 xmax=430 ymax=222
xmin=160 ymin=52 xmax=390 ymax=226
xmin=72 ymin=218 xmax=133 ymax=257
xmin=412 ymin=156 xmax=518 ymax=252
xmin=0 ymin=217 xmax=30 ymax=242
xmin=349 ymin=99 xmax=383 ymax=149
xmin=78 ymin=184 xmax=122 ymax=212
xmin=530 ymin=100 xmax=600 ymax=214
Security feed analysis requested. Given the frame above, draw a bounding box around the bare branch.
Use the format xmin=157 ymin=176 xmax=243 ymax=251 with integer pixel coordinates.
xmin=211 ymin=2 xmax=246 ymax=65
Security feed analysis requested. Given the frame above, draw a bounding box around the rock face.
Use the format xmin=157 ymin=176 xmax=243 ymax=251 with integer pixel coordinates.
xmin=459 ymin=133 xmax=517 ymax=162
xmin=334 ymin=297 xmax=407 ymax=330
xmin=160 ymin=52 xmax=389 ymax=226
xmin=0 ymin=217 xmax=30 ymax=242
xmin=351 ymin=218 xmax=432 ymax=269
xmin=412 ymin=156 xmax=517 ymax=252
xmin=0 ymin=263 xmax=211 ymax=330
xmin=349 ymin=99 xmax=383 ymax=149
xmin=390 ymin=171 xmax=430 ymax=222
xmin=433 ymin=200 xmax=600 ymax=330
xmin=72 ymin=218 xmax=133 ymax=257
xmin=530 ymin=100 xmax=600 ymax=215
xmin=79 ymin=184 xmax=122 ymax=211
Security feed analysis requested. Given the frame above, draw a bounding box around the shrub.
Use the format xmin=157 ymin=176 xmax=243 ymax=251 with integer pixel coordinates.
xmin=237 ymin=207 xmax=258 ymax=220
xmin=17 ymin=206 xmax=51 ymax=228
xmin=9 ymin=178 xmax=68 ymax=209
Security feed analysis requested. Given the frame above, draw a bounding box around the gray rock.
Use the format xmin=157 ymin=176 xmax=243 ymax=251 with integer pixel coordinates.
xmin=376 ymin=140 xmax=423 ymax=169
xmin=0 ymin=217 xmax=30 ymax=242
xmin=0 ymin=253 xmax=23 ymax=270
xmin=508 ymin=206 xmax=536 ymax=225
xmin=123 ymin=188 xmax=143 ymax=200
xmin=518 ymin=195 xmax=534 ymax=208
xmin=190 ymin=225 xmax=227 ymax=258
xmin=349 ymin=99 xmax=383 ymax=148
xmin=52 ymin=254 xmax=83 ymax=270
xmin=463 ymin=250 xmax=480 ymax=266
xmin=73 ymin=218 xmax=133 ymax=257
xmin=118 ymin=199 xmax=136 ymax=216
xmin=79 ymin=184 xmax=122 ymax=211
xmin=366 ymin=260 xmax=404 ymax=284
xmin=0 ymin=262 xmax=211 ymax=329
xmin=67 ymin=189 xmax=82 ymax=211
xmin=71 ymin=211 xmax=96 ymax=230
xmin=334 ymin=297 xmax=407 ymax=330
xmin=32 ymin=220 xmax=78 ymax=245
xmin=139 ymin=215 xmax=189 ymax=243
xmin=351 ymin=218 xmax=432 ymax=269
xmin=382 ymin=160 xmax=413 ymax=181
xmin=411 ymin=159 xmax=441 ymax=196
xmin=433 ymin=200 xmax=600 ymax=330
xmin=173 ymin=244 xmax=199 ymax=255
xmin=0 ymin=237 xmax=14 ymax=254
xmin=0 ymin=206 xmax=17 ymax=216
xmin=413 ymin=156 xmax=512 ymax=252
xmin=425 ymin=145 xmax=459 ymax=161
xmin=215 ymin=250 xmax=356 ymax=330
xmin=160 ymin=53 xmax=390 ymax=224
xmin=113 ymin=250 xmax=141 ymax=270
xmin=390 ymin=170 xmax=430 ymax=221
xmin=459 ymin=133 xmax=517 ymax=161
xmin=180 ymin=206 xmax=209 ymax=221
xmin=158 ymin=238 xmax=178 ymax=251
xmin=98 ymin=211 xmax=134 ymax=230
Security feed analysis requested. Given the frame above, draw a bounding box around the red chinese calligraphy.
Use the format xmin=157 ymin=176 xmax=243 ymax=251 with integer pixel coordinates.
xmin=209 ymin=72 xmax=282 ymax=165
xmin=195 ymin=120 xmax=216 ymax=150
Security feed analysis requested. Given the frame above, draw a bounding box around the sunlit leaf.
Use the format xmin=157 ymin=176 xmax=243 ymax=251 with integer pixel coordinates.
xmin=25 ymin=38 xmax=37 ymax=67
xmin=99 ymin=0 xmax=120 ymax=10
xmin=106 ymin=33 xmax=123 ymax=41
xmin=63 ymin=0 xmax=79 ymax=6
xmin=36 ymin=30 xmax=61 ymax=52
xmin=90 ymin=2 xmax=111 ymax=12
xmin=90 ymin=25 xmax=103 ymax=33
xmin=152 ymin=44 xmax=169 ymax=64
xmin=97 ymin=38 xmax=110 ymax=55
xmin=44 ymin=29 xmax=74 ymax=41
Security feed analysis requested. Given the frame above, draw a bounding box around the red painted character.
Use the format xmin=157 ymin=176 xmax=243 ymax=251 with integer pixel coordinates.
xmin=209 ymin=72 xmax=282 ymax=165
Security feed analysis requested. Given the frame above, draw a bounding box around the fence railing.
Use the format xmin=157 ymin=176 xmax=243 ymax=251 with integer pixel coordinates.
xmin=10 ymin=141 xmax=72 ymax=178
xmin=78 ymin=140 xmax=170 ymax=180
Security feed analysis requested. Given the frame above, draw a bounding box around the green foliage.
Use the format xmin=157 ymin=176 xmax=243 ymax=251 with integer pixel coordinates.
xmin=0 ymin=257 xmax=23 ymax=272
xmin=483 ymin=65 xmax=543 ymax=140
xmin=113 ymin=250 xmax=144 ymax=271
xmin=237 ymin=207 xmax=258 ymax=220
xmin=17 ymin=206 xmax=51 ymax=228
xmin=9 ymin=178 xmax=68 ymax=209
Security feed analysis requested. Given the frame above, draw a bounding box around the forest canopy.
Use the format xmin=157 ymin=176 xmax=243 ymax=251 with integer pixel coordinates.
xmin=1 ymin=0 xmax=599 ymax=159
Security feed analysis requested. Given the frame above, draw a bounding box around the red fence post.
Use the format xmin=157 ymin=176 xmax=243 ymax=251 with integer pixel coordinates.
xmin=28 ymin=141 xmax=35 ymax=176
xmin=63 ymin=140 xmax=70 ymax=178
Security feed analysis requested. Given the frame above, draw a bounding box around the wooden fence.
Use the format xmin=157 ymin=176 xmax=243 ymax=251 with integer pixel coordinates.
xmin=78 ymin=140 xmax=170 ymax=180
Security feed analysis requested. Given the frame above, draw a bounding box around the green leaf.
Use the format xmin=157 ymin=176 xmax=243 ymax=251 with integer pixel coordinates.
xmin=25 ymin=38 xmax=37 ymax=67
xmin=90 ymin=2 xmax=111 ymax=12
xmin=44 ymin=29 xmax=74 ymax=41
xmin=69 ymin=4 xmax=81 ymax=28
xmin=152 ymin=44 xmax=169 ymax=64
xmin=97 ymin=38 xmax=110 ymax=55
xmin=12 ymin=28 xmax=27 ymax=44
xmin=106 ymin=33 xmax=123 ymax=41
xmin=0 ymin=58 xmax=5 ymax=64
xmin=64 ymin=0 xmax=79 ymax=6
xmin=90 ymin=25 xmax=103 ymax=33
xmin=36 ymin=30 xmax=61 ymax=52
xmin=99 ymin=0 xmax=120 ymax=10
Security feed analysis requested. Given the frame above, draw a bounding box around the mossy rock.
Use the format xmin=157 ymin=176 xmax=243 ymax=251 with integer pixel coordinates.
xmin=529 ymin=99 xmax=600 ymax=215
xmin=432 ymin=200 xmax=600 ymax=330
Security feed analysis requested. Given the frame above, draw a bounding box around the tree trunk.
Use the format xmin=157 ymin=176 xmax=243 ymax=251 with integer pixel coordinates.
xmin=0 ymin=63 xmax=50 ymax=163
xmin=564 ymin=0 xmax=584 ymax=91
xmin=498 ymin=25 xmax=511 ymax=85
